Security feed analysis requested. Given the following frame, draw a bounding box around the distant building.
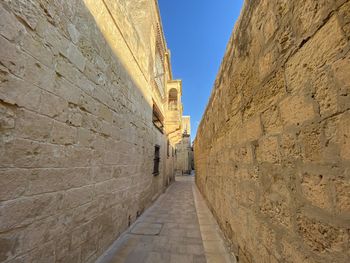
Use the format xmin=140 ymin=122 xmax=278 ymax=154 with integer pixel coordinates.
xmin=175 ymin=116 xmax=194 ymax=174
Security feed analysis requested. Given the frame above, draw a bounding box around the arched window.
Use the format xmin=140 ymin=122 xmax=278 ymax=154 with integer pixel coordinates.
xmin=168 ymin=88 xmax=178 ymax=110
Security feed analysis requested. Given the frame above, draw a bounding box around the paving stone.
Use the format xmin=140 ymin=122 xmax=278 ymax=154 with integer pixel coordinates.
xmin=130 ymin=222 xmax=163 ymax=236
xmin=96 ymin=176 xmax=236 ymax=263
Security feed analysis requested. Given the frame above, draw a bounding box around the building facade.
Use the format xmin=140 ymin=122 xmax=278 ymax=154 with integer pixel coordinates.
xmin=0 ymin=0 xmax=187 ymax=262
xmin=175 ymin=116 xmax=193 ymax=174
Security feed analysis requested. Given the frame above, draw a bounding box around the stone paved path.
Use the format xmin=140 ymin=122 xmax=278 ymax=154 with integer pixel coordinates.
xmin=96 ymin=176 xmax=235 ymax=263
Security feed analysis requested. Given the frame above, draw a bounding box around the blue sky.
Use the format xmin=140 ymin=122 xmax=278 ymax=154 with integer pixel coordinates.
xmin=158 ymin=0 xmax=244 ymax=141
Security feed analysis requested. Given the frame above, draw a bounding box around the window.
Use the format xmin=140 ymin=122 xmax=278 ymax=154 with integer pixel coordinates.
xmin=168 ymin=88 xmax=178 ymax=110
xmin=153 ymin=145 xmax=160 ymax=176
xmin=152 ymin=103 xmax=164 ymax=133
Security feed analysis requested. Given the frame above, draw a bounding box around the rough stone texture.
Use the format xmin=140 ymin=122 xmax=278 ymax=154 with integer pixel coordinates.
xmin=0 ymin=0 xmax=185 ymax=262
xmin=194 ymin=0 xmax=350 ymax=262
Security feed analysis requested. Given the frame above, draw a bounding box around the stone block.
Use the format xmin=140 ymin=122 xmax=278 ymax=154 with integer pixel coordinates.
xmin=0 ymin=4 xmax=25 ymax=41
xmin=297 ymin=214 xmax=349 ymax=253
xmin=19 ymin=32 xmax=54 ymax=69
xmin=230 ymin=145 xmax=254 ymax=165
xmin=299 ymin=168 xmax=332 ymax=210
xmin=64 ymin=43 xmax=86 ymax=72
xmin=14 ymin=216 xmax=66 ymax=257
xmin=26 ymin=168 xmax=92 ymax=196
xmin=0 ymin=193 xmax=62 ymax=232
xmin=63 ymin=145 xmax=93 ymax=167
xmin=261 ymin=105 xmax=283 ymax=135
xmin=67 ymin=23 xmax=80 ymax=45
xmin=76 ymin=72 xmax=96 ymax=96
xmin=77 ymin=127 xmax=95 ymax=147
xmin=280 ymin=133 xmax=301 ymax=164
xmin=314 ymin=70 xmax=339 ymax=119
xmin=15 ymin=109 xmax=53 ymax=142
xmin=333 ymin=55 xmax=350 ymax=111
xmin=256 ymin=223 xmax=280 ymax=261
xmin=92 ymin=166 xmax=113 ymax=183
xmin=54 ymin=76 xmax=81 ymax=105
xmin=35 ymin=142 xmax=66 ymax=168
xmin=291 ymin=0 xmax=337 ymax=39
xmin=0 ymin=66 xmax=41 ymax=111
xmin=68 ymin=200 xmax=99 ymax=227
xmin=338 ymin=112 xmax=350 ymax=161
xmin=94 ymin=54 xmax=108 ymax=72
xmin=62 ymin=186 xmax=94 ymax=210
xmin=280 ymin=240 xmax=313 ymax=263
xmin=50 ymin=121 xmax=76 ymax=145
xmin=98 ymin=104 xmax=113 ymax=122
xmin=338 ymin=1 xmax=350 ymax=38
xmin=0 ymin=169 xmax=28 ymax=201
xmin=39 ymin=91 xmax=68 ymax=121
xmin=36 ymin=19 xmax=70 ymax=55
xmin=79 ymin=93 xmax=99 ymax=115
xmin=4 ymin=0 xmax=40 ymax=30
xmin=67 ymin=109 xmax=83 ymax=127
xmin=0 ymin=36 xmax=54 ymax=91
xmin=0 ymin=101 xmax=16 ymax=130
xmin=255 ymin=136 xmax=280 ymax=164
xmin=24 ymin=59 xmax=56 ymax=92
xmin=300 ymin=123 xmax=329 ymax=163
xmin=0 ymin=230 xmax=20 ymax=262
xmin=285 ymin=15 xmax=347 ymax=94
xmin=81 ymin=236 xmax=98 ymax=262
xmin=334 ymin=175 xmax=350 ymax=214
xmin=235 ymin=181 xmax=257 ymax=208
xmin=279 ymin=95 xmax=316 ymax=128
xmin=56 ymin=249 xmax=81 ymax=263
xmin=55 ymin=56 xmax=80 ymax=84
xmin=0 ymin=138 xmax=41 ymax=168
xmin=99 ymin=121 xmax=113 ymax=137
xmin=54 ymin=234 xmax=74 ymax=262
xmin=258 ymin=47 xmax=279 ymax=80
xmin=24 ymin=241 xmax=56 ymax=263
xmin=239 ymin=116 xmax=262 ymax=143
xmin=259 ymin=179 xmax=292 ymax=228
xmin=83 ymin=60 xmax=103 ymax=86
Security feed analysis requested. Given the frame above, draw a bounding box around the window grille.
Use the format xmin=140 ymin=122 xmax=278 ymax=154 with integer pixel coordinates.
xmin=153 ymin=145 xmax=160 ymax=176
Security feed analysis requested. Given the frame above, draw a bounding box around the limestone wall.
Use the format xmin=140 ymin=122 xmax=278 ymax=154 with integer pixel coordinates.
xmin=0 ymin=0 xmax=175 ymax=262
xmin=176 ymin=135 xmax=192 ymax=174
xmin=194 ymin=0 xmax=350 ymax=262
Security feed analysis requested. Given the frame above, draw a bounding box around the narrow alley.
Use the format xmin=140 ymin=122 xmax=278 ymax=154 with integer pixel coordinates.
xmin=97 ymin=176 xmax=234 ymax=263
xmin=1 ymin=0 xmax=349 ymax=263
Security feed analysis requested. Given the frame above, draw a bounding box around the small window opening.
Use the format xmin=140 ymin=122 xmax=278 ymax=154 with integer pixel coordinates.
xmin=153 ymin=145 xmax=160 ymax=176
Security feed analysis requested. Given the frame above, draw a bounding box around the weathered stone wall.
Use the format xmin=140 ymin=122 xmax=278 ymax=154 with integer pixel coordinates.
xmin=176 ymin=135 xmax=192 ymax=174
xmin=0 ymin=0 xmax=176 ymax=262
xmin=195 ymin=0 xmax=350 ymax=262
xmin=175 ymin=116 xmax=193 ymax=174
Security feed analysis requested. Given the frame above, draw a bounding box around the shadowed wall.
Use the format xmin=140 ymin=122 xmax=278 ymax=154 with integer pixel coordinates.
xmin=0 ymin=0 xmax=179 ymax=262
